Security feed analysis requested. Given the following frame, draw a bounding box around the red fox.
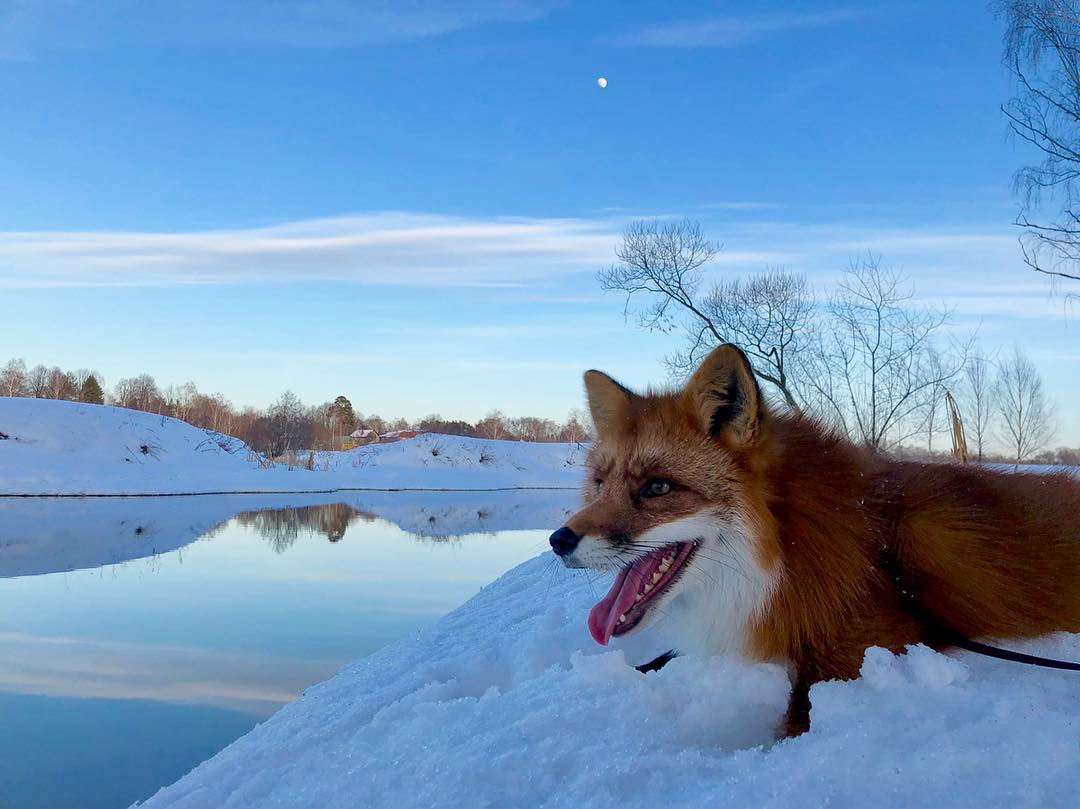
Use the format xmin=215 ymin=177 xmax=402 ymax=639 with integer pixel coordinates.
xmin=549 ymin=344 xmax=1080 ymax=736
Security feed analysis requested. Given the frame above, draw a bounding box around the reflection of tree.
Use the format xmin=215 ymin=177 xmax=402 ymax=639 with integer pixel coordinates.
xmin=234 ymin=503 xmax=375 ymax=552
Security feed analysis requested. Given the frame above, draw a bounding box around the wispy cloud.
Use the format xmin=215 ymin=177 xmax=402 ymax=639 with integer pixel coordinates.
xmin=618 ymin=8 xmax=872 ymax=48
xmin=0 ymin=212 xmax=619 ymax=288
xmin=0 ymin=0 xmax=564 ymax=59
xmin=0 ymin=207 xmax=1060 ymax=319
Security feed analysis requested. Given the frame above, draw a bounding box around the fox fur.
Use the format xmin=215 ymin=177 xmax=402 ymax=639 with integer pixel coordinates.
xmin=557 ymin=344 xmax=1080 ymax=736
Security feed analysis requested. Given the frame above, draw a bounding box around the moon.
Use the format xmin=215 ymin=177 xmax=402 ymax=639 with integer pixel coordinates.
xmin=597 ymin=77 xmax=607 ymax=89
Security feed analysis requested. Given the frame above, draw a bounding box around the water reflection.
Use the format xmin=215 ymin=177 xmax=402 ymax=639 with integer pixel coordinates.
xmin=0 ymin=489 xmax=577 ymax=577
xmin=0 ymin=491 xmax=577 ymax=809
xmin=233 ymin=503 xmax=375 ymax=551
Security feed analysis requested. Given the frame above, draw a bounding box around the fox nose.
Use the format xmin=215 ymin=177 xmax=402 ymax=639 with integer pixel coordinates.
xmin=549 ymin=526 xmax=581 ymax=557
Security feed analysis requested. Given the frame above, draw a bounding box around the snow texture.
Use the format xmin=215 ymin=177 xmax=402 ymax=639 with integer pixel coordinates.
xmin=0 ymin=398 xmax=585 ymax=495
xmin=140 ymin=552 xmax=1080 ymax=809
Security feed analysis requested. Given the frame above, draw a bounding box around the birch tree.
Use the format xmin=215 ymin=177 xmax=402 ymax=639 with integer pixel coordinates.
xmin=996 ymin=344 xmax=1056 ymax=461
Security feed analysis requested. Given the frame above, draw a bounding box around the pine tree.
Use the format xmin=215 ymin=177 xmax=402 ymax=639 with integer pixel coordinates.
xmin=79 ymin=375 xmax=105 ymax=405
xmin=333 ymin=395 xmax=357 ymax=432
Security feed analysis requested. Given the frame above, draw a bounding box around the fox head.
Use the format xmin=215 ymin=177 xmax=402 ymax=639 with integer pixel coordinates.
xmin=551 ymin=344 xmax=781 ymax=656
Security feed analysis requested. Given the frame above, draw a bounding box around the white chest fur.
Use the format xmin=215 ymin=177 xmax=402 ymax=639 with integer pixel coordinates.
xmin=640 ymin=511 xmax=780 ymax=658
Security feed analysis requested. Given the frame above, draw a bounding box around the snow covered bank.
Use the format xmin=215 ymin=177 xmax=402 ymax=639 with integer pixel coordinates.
xmin=0 ymin=398 xmax=308 ymax=496
xmin=0 ymin=490 xmax=578 ymax=578
xmin=141 ymin=552 xmax=1080 ymax=809
xmin=309 ymin=433 xmax=586 ymax=490
xmin=0 ymin=398 xmax=585 ymax=495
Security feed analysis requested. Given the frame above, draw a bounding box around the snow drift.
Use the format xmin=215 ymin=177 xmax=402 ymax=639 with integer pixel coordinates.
xmin=140 ymin=552 xmax=1080 ymax=809
xmin=0 ymin=398 xmax=585 ymax=495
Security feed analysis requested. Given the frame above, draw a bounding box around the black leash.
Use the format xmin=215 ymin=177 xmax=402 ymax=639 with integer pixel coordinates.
xmin=937 ymin=630 xmax=1080 ymax=671
xmin=880 ymin=547 xmax=1080 ymax=672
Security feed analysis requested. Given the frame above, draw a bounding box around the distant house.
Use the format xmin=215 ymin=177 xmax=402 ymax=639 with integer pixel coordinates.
xmin=349 ymin=428 xmax=379 ymax=445
xmin=378 ymin=430 xmax=420 ymax=443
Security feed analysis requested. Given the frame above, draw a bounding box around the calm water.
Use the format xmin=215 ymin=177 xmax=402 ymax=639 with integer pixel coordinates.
xmin=0 ymin=492 xmax=575 ymax=809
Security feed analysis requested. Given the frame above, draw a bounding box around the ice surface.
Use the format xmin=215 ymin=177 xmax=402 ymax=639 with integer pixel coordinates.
xmin=139 ymin=552 xmax=1080 ymax=809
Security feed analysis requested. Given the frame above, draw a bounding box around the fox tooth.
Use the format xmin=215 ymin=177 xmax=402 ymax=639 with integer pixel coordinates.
xmin=618 ymin=615 xmax=627 ymax=623
xmin=635 ymin=594 xmax=642 ymax=602
xmin=658 ymin=561 xmax=671 ymax=573
xmin=643 ymin=583 xmax=653 ymax=593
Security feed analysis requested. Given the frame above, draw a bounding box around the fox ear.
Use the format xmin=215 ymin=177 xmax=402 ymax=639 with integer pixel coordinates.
xmin=683 ymin=344 xmax=762 ymax=446
xmin=584 ymin=370 xmax=635 ymax=437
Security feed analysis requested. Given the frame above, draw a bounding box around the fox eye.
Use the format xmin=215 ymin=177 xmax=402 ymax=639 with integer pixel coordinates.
xmin=594 ymin=477 xmax=604 ymax=490
xmin=641 ymin=479 xmax=674 ymax=498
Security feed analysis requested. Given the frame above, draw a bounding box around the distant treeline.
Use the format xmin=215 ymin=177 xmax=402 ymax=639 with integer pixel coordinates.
xmin=0 ymin=358 xmax=593 ymax=456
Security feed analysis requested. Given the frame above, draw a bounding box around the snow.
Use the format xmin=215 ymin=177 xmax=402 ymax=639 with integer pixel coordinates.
xmin=0 ymin=398 xmax=585 ymax=495
xmin=140 ymin=550 xmax=1080 ymax=809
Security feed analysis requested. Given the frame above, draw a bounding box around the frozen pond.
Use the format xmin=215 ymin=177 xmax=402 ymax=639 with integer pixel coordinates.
xmin=0 ymin=491 xmax=577 ymax=809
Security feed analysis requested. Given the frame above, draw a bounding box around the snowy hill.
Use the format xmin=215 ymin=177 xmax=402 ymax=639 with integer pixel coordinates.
xmin=0 ymin=398 xmax=585 ymax=495
xmin=0 ymin=398 xmax=307 ymax=496
xmin=140 ymin=552 xmax=1080 ymax=809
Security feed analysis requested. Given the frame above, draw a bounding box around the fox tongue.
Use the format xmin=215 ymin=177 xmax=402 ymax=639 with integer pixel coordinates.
xmin=587 ymin=552 xmax=661 ymax=645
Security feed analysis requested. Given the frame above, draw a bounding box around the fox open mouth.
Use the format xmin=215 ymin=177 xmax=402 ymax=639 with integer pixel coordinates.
xmin=587 ymin=541 xmax=697 ymax=645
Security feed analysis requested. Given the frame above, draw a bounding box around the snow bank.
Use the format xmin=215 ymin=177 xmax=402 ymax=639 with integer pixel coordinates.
xmin=140 ymin=553 xmax=1080 ymax=809
xmin=311 ymin=433 xmax=586 ymax=490
xmin=0 ymin=398 xmax=311 ymax=496
xmin=0 ymin=398 xmax=585 ymax=495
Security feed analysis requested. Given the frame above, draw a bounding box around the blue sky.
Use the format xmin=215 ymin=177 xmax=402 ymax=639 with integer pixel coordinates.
xmin=1 ymin=1 xmax=1077 ymax=445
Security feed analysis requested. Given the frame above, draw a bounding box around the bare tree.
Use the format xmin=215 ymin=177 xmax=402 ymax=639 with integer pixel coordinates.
xmin=961 ymin=347 xmax=996 ymax=461
xmin=0 ymin=359 xmax=27 ymax=397
xmin=920 ymin=383 xmax=949 ymax=455
xmin=475 ymin=409 xmax=508 ymax=440
xmin=598 ymin=219 xmax=812 ymax=409
xmin=26 ymin=365 xmax=49 ymax=398
xmin=803 ymin=256 xmax=968 ymax=451
xmin=47 ymin=367 xmax=78 ymax=400
xmin=559 ymin=408 xmax=592 ymax=443
xmin=164 ymin=381 xmax=199 ymax=421
xmin=674 ymin=271 xmax=813 ymax=409
xmin=114 ymin=373 xmax=163 ymax=412
xmin=1000 ymin=0 xmax=1080 ymax=281
xmin=509 ymin=415 xmax=559 ymax=442
xmin=269 ymin=390 xmax=308 ymax=455
xmin=207 ymin=393 xmax=234 ymax=434
xmin=996 ymin=344 xmax=1056 ymax=461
